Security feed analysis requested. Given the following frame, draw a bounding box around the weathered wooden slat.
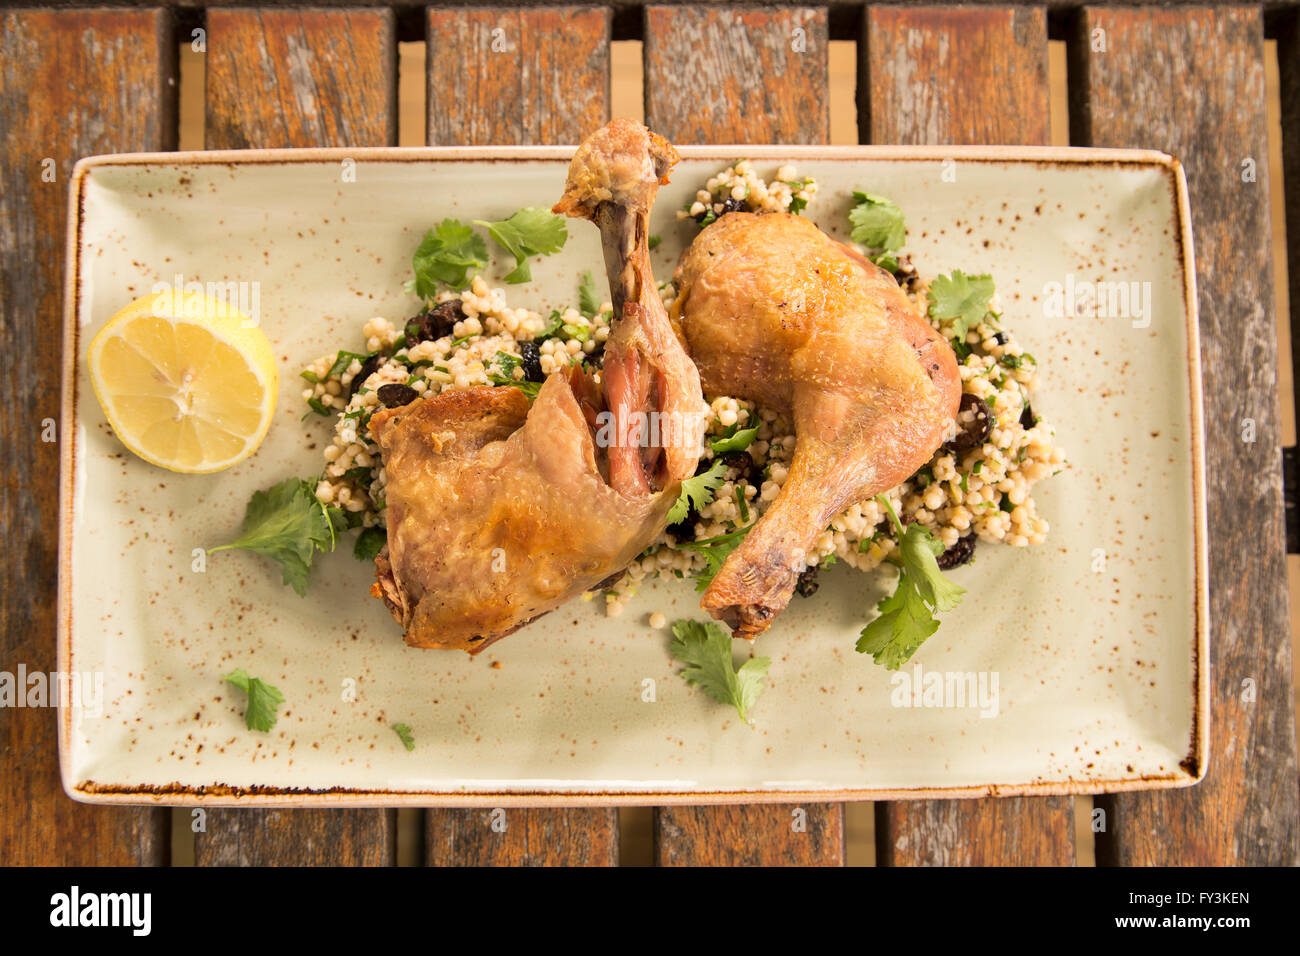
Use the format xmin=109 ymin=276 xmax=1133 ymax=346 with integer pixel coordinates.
xmin=863 ymin=6 xmax=1075 ymax=866
xmin=655 ymin=804 xmax=845 ymax=866
xmin=425 ymin=808 xmax=618 ymax=866
xmin=195 ymin=7 xmax=398 ymax=865
xmin=206 ymin=7 xmax=397 ymax=149
xmin=1071 ymin=6 xmax=1299 ymax=866
xmin=426 ymin=6 xmax=610 ymax=146
xmin=421 ymin=5 xmax=620 ymax=866
xmin=862 ymin=5 xmax=1049 ymax=146
xmin=193 ymin=808 xmax=395 ymax=865
xmin=643 ymin=5 xmax=829 ymax=144
xmin=875 ymin=797 xmax=1075 ymax=866
xmin=0 ymin=8 xmax=173 ymax=867
xmin=642 ymin=4 xmax=841 ymax=866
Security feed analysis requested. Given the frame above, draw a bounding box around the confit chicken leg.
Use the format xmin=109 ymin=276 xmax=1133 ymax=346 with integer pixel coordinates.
xmin=671 ymin=212 xmax=961 ymax=639
xmin=369 ymin=120 xmax=706 ymax=651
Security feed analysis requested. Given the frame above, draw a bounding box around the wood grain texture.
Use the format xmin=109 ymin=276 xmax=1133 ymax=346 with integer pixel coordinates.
xmin=655 ymin=804 xmax=844 ymax=866
xmin=1071 ymin=6 xmax=1299 ymax=866
xmin=643 ymin=5 xmax=829 ymax=144
xmin=0 ymin=8 xmax=173 ymax=866
xmin=864 ymin=6 xmax=1074 ymax=866
xmin=862 ymin=5 xmax=1048 ymax=146
xmin=193 ymin=808 xmax=395 ymax=865
xmin=425 ymin=808 xmax=618 ymax=866
xmin=206 ymin=7 xmax=396 ymax=148
xmin=641 ymin=3 xmax=840 ymax=867
xmin=195 ymin=7 xmax=398 ymax=865
xmin=426 ymin=6 xmax=610 ymax=146
xmin=876 ymin=798 xmax=1074 ymax=866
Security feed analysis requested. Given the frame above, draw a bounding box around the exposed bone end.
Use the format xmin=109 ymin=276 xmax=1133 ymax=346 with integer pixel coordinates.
xmin=553 ymin=118 xmax=680 ymax=221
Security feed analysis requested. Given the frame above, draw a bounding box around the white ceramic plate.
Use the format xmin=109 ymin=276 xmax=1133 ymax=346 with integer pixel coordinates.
xmin=58 ymin=146 xmax=1207 ymax=806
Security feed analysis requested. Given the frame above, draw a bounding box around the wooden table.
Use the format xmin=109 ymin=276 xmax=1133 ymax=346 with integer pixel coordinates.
xmin=2 ymin=0 xmax=1297 ymax=866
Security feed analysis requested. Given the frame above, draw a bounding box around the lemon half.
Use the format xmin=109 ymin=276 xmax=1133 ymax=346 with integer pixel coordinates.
xmin=87 ymin=290 xmax=279 ymax=473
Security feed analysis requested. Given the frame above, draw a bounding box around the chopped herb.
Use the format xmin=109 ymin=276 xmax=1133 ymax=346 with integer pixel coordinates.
xmin=856 ymin=496 xmax=966 ymax=670
xmin=326 ymin=350 xmax=372 ymax=380
xmin=300 ymin=369 xmax=320 ymax=384
xmin=734 ymin=486 xmax=750 ymax=523
xmin=648 ymin=235 xmax=662 ymax=250
xmin=849 ymin=191 xmax=906 ymax=254
xmin=353 ymin=526 xmax=386 ymax=562
xmin=710 ymin=425 xmax=759 ymax=454
xmin=670 ymin=619 xmax=770 ymax=724
xmin=578 ymin=270 xmax=601 ymax=318
xmin=666 ymin=459 xmax=728 ymax=524
xmin=679 ymin=522 xmax=755 ymax=591
xmin=391 ymin=722 xmax=415 ymax=751
xmin=305 ymin=397 xmax=332 ymax=418
xmin=560 ymin=321 xmax=591 ymax=343
xmin=475 ymin=207 xmax=568 ymax=283
xmin=411 ymin=218 xmax=489 ymax=297
xmin=209 ymin=478 xmax=339 ymax=596
xmin=927 ymin=270 xmax=997 ymax=343
xmin=223 ymin=669 xmax=285 ymax=732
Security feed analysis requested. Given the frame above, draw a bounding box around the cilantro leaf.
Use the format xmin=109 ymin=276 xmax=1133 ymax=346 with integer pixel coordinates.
xmin=224 ymin=669 xmax=285 ymax=732
xmin=391 ymin=722 xmax=415 ymax=751
xmin=353 ymin=526 xmax=387 ymax=562
xmin=678 ymin=522 xmax=755 ymax=591
xmin=578 ymin=270 xmax=602 ymax=318
xmin=209 ymin=478 xmax=338 ymax=596
xmin=412 ymin=219 xmax=489 ymax=297
xmin=849 ymin=191 xmax=906 ymax=253
xmin=856 ymin=496 xmax=966 ymax=669
xmin=927 ymin=270 xmax=997 ymax=342
xmin=670 ymin=619 xmax=770 ymax=723
xmin=710 ymin=425 xmax=758 ymax=454
xmin=475 ymin=207 xmax=568 ymax=284
xmin=666 ymin=459 xmax=727 ymax=524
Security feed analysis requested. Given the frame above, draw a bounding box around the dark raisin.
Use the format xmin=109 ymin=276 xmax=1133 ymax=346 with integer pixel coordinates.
xmin=945 ymin=393 xmax=993 ymax=452
xmin=795 ymin=565 xmax=819 ymax=597
xmin=1019 ymin=402 xmax=1037 ymax=429
xmin=377 ymin=383 xmax=419 ymax=408
xmin=993 ymin=331 xmax=1008 ymax=345
xmin=666 ymin=516 xmax=698 ymax=542
xmin=584 ymin=343 xmax=605 ymax=369
xmin=519 ymin=340 xmax=544 ymax=382
xmin=719 ymin=450 xmax=756 ymax=485
xmin=719 ymin=197 xmax=747 ymax=216
xmin=348 ymin=353 xmax=384 ymax=399
xmin=936 ymin=534 xmax=976 ymax=570
xmin=405 ymin=299 xmax=466 ymax=346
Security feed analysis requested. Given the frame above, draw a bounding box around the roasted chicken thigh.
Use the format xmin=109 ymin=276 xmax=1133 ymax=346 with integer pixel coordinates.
xmin=671 ymin=212 xmax=961 ymax=638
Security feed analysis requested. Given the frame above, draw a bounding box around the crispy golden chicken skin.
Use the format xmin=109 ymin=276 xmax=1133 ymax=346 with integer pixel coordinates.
xmin=369 ymin=378 xmax=675 ymax=650
xmin=671 ymin=212 xmax=961 ymax=639
xmin=370 ymin=119 xmax=706 ymax=651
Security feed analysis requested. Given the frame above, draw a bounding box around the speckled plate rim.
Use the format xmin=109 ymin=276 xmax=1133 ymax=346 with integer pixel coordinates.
xmin=58 ymin=144 xmax=1208 ymax=807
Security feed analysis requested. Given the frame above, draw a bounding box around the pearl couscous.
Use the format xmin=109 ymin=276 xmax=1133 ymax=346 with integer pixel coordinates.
xmin=303 ymin=163 xmax=1064 ymax=618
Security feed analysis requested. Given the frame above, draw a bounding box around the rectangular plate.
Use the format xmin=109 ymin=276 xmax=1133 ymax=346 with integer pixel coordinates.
xmin=59 ymin=145 xmax=1207 ymax=806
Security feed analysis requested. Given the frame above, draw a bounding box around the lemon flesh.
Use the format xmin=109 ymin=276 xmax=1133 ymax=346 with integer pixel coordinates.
xmin=87 ymin=291 xmax=279 ymax=473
